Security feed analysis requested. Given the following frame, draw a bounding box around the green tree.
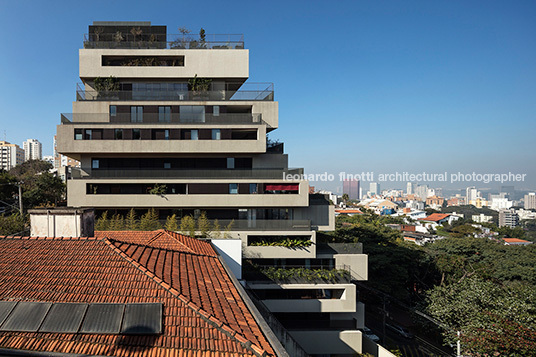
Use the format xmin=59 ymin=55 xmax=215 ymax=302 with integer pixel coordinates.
xmin=108 ymin=214 xmax=124 ymax=231
xmin=0 ymin=171 xmax=17 ymax=209
xmin=426 ymin=275 xmax=536 ymax=356
xmin=197 ymin=212 xmax=211 ymax=238
xmin=95 ymin=211 xmax=110 ymax=231
xmin=138 ymin=208 xmax=160 ymax=231
xmin=125 ymin=208 xmax=138 ymax=230
xmin=223 ymin=219 xmax=234 ymax=238
xmin=9 ymin=160 xmax=65 ymax=209
xmin=165 ymin=214 xmax=178 ymax=232
xmin=149 ymin=184 xmax=167 ymax=196
xmin=212 ymin=219 xmax=221 ymax=238
xmin=0 ymin=213 xmax=26 ymax=235
xmin=180 ymin=215 xmax=196 ymax=238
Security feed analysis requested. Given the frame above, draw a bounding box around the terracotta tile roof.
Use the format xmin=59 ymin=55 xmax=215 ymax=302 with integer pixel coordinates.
xmin=95 ymin=229 xmax=217 ymax=257
xmin=419 ymin=213 xmax=450 ymax=222
xmin=503 ymin=238 xmax=532 ymax=244
xmin=335 ymin=209 xmax=363 ymax=214
xmin=0 ymin=233 xmax=275 ymax=357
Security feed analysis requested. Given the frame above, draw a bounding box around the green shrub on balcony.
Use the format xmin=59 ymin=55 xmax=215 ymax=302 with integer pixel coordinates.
xmin=249 ymin=237 xmax=312 ymax=248
xmin=248 ymin=266 xmax=350 ymax=283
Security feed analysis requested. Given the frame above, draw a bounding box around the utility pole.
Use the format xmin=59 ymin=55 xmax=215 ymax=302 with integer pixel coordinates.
xmin=382 ymin=296 xmax=387 ymax=343
xmin=17 ymin=182 xmax=23 ymax=215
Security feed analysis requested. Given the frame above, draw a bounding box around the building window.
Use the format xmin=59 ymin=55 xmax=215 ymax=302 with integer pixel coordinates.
xmin=164 ymin=162 xmax=171 ymax=169
xmin=227 ymin=158 xmax=235 ymax=169
xmin=92 ymin=159 xmax=99 ymax=169
xmin=180 ymin=106 xmax=205 ymax=123
xmin=114 ymin=129 xmax=123 ymax=140
xmin=165 ymin=129 xmax=170 ymax=140
xmin=211 ymin=129 xmax=221 ymax=140
xmin=132 ymin=129 xmax=141 ymax=140
xmin=191 ymin=130 xmax=198 ymax=140
xmin=110 ymin=105 xmax=117 ymax=117
xmin=84 ymin=129 xmax=92 ymax=140
xmin=74 ymin=129 xmax=83 ymax=140
xmin=158 ymin=106 xmax=171 ymax=122
xmin=213 ymin=106 xmax=220 ymax=116
xmin=249 ymin=183 xmax=258 ymax=194
xmin=130 ymin=106 xmax=143 ymax=123
xmin=229 ymin=184 xmax=238 ymax=194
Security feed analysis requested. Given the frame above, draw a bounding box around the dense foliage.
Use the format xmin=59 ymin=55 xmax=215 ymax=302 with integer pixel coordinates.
xmin=330 ymin=213 xmax=536 ymax=356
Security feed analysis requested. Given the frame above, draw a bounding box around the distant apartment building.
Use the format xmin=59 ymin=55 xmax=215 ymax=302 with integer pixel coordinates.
xmin=406 ymin=182 xmax=414 ymax=195
xmin=369 ymin=182 xmax=380 ymax=196
xmin=472 ymin=213 xmax=493 ymax=223
xmin=447 ymin=196 xmax=465 ymax=206
xmin=525 ymin=193 xmax=536 ymax=210
xmin=490 ymin=197 xmax=513 ymax=211
xmin=466 ymin=186 xmax=480 ymax=202
xmin=499 ymin=209 xmax=519 ymax=228
xmin=23 ymin=139 xmax=42 ymax=161
xmin=0 ymin=141 xmax=24 ymax=171
xmin=415 ymin=184 xmax=429 ymax=201
xmin=343 ymin=179 xmax=360 ymax=200
xmin=43 ymin=155 xmax=55 ymax=166
xmin=405 ymin=200 xmax=424 ymax=210
xmin=425 ymin=195 xmax=444 ymax=210
xmin=469 ymin=197 xmax=489 ymax=208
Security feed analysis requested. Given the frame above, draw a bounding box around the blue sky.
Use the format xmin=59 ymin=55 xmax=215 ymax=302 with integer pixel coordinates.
xmin=0 ymin=0 xmax=535 ymax=192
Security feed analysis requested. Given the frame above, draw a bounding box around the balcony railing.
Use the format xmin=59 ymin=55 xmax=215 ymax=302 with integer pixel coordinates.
xmin=83 ymin=33 xmax=245 ymax=49
xmin=76 ymin=83 xmax=274 ymax=101
xmin=71 ymin=168 xmax=304 ymax=179
xmin=61 ymin=113 xmax=264 ymax=125
xmin=317 ymin=243 xmax=364 ymax=255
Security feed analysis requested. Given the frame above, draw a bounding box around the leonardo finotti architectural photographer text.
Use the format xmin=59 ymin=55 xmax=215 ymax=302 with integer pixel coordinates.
xmin=283 ymin=171 xmax=527 ymax=184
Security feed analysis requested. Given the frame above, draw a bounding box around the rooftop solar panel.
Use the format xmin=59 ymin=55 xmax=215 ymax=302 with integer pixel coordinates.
xmin=0 ymin=301 xmax=52 ymax=332
xmin=79 ymin=303 xmax=125 ymax=334
xmin=39 ymin=303 xmax=88 ymax=333
xmin=0 ymin=301 xmax=18 ymax=327
xmin=121 ymin=303 xmax=162 ymax=334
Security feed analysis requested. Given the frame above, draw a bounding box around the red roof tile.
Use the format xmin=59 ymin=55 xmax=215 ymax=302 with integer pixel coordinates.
xmin=0 ymin=233 xmax=274 ymax=357
xmin=419 ymin=213 xmax=450 ymax=222
xmin=503 ymin=238 xmax=532 ymax=244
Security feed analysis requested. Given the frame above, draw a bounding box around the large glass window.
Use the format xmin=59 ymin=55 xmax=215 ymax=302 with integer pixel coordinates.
xmin=249 ymin=183 xmax=258 ymax=194
xmin=74 ymin=129 xmax=83 ymax=140
xmin=110 ymin=105 xmax=117 ymax=117
xmin=133 ymin=82 xmax=188 ymax=100
xmin=191 ymin=130 xmax=199 ymax=140
xmin=227 ymin=158 xmax=235 ymax=169
xmin=92 ymin=159 xmax=99 ymax=169
xmin=114 ymin=129 xmax=123 ymax=140
xmin=84 ymin=129 xmax=92 ymax=140
xmin=158 ymin=106 xmax=171 ymax=122
xmin=212 ymin=129 xmax=221 ymax=140
xmin=213 ymin=106 xmax=220 ymax=116
xmin=229 ymin=184 xmax=238 ymax=194
xmin=130 ymin=106 xmax=143 ymax=123
xmin=180 ymin=106 xmax=205 ymax=123
xmin=132 ymin=129 xmax=141 ymax=140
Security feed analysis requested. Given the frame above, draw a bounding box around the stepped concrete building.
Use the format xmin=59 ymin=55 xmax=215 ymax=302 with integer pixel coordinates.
xmin=56 ymin=22 xmax=373 ymax=356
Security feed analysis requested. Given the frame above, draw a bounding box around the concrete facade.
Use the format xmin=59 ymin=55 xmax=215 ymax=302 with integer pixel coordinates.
xmin=54 ymin=22 xmax=365 ymax=356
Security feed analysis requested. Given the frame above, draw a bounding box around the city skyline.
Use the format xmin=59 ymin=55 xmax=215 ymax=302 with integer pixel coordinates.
xmin=1 ymin=0 xmax=535 ymax=190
